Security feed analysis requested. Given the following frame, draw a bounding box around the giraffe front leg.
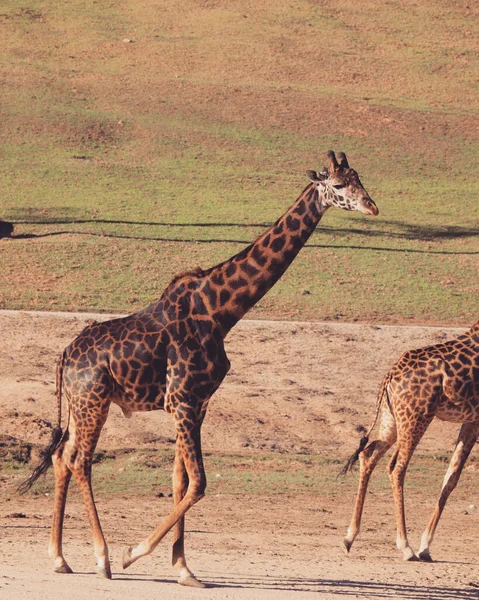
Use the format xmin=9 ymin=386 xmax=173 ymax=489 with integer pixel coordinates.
xmin=418 ymin=423 xmax=478 ymax=562
xmin=123 ymin=416 xmax=206 ymax=586
xmin=49 ymin=453 xmax=73 ymax=574
xmin=388 ymin=414 xmax=432 ymax=561
xmin=171 ymin=438 xmax=205 ymax=588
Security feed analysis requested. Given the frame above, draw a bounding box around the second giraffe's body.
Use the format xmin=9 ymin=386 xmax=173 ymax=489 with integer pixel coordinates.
xmin=21 ymin=151 xmax=378 ymax=586
xmin=343 ymin=321 xmax=479 ymax=561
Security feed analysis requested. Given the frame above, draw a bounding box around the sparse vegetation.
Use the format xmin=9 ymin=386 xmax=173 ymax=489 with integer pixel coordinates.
xmin=2 ymin=6 xmax=478 ymax=591
xmin=4 ymin=446 xmax=469 ymax=501
xmin=1 ymin=0 xmax=477 ymax=323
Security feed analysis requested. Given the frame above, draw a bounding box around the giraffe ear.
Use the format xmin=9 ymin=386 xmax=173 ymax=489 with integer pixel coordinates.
xmin=307 ymin=170 xmax=325 ymax=182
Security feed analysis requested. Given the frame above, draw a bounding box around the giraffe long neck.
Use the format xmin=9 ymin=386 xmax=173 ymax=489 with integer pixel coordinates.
xmin=203 ymin=183 xmax=328 ymax=336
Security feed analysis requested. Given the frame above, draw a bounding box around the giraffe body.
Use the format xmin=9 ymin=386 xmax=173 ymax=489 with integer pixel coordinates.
xmin=343 ymin=321 xmax=479 ymax=561
xmin=20 ymin=151 xmax=378 ymax=585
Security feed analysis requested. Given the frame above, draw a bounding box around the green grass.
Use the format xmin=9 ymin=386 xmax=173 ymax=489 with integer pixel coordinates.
xmin=5 ymin=448 xmax=469 ymax=501
xmin=1 ymin=0 xmax=478 ymax=323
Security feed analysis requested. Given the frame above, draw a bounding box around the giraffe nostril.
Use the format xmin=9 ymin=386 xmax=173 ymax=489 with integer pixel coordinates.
xmin=363 ymin=198 xmax=378 ymax=215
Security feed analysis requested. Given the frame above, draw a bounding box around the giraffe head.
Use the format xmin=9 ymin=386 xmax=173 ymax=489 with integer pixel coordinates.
xmin=307 ymin=151 xmax=378 ymax=216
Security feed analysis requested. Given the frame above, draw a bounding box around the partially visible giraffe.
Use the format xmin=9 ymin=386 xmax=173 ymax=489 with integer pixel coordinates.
xmin=342 ymin=320 xmax=479 ymax=561
xmin=20 ymin=151 xmax=378 ymax=587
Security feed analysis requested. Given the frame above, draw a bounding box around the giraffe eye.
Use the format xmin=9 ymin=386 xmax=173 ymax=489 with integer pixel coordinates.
xmin=333 ymin=184 xmax=346 ymax=190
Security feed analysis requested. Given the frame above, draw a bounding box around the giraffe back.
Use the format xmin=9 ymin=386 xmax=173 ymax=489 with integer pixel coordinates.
xmin=387 ymin=323 xmax=479 ymax=424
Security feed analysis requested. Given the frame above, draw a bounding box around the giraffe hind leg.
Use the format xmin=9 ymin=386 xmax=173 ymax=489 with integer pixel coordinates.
xmin=343 ymin=405 xmax=397 ymax=554
xmin=49 ymin=449 xmax=73 ymax=573
xmin=343 ymin=438 xmax=395 ymax=553
xmin=62 ymin=397 xmax=112 ymax=578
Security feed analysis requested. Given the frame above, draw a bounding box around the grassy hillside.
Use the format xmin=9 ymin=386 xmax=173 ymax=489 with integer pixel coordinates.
xmin=1 ymin=0 xmax=478 ymax=324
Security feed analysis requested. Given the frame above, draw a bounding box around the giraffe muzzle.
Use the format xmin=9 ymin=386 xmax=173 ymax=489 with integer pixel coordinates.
xmin=362 ymin=199 xmax=379 ymax=216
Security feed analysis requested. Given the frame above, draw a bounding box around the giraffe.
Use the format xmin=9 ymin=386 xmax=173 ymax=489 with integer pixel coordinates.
xmin=20 ymin=151 xmax=378 ymax=587
xmin=342 ymin=320 xmax=479 ymax=561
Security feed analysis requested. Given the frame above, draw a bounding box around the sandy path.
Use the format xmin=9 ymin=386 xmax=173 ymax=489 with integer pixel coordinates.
xmin=1 ymin=311 xmax=478 ymax=599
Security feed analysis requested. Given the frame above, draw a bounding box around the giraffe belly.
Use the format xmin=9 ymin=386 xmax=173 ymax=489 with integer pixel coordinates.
xmin=436 ymin=398 xmax=479 ymax=423
xmin=112 ymin=383 xmax=166 ymax=415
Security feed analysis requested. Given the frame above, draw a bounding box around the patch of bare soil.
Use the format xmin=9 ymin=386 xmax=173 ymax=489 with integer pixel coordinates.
xmin=1 ymin=311 xmax=478 ymax=599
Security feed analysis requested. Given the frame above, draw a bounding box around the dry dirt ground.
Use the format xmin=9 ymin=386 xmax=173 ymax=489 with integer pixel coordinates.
xmin=1 ymin=311 xmax=479 ymax=599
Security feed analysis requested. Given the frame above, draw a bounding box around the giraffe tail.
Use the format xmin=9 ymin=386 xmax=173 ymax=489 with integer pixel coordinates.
xmin=18 ymin=350 xmax=68 ymax=494
xmin=340 ymin=372 xmax=390 ymax=476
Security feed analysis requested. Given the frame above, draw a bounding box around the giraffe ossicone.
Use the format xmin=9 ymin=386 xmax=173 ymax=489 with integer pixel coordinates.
xmin=19 ymin=151 xmax=378 ymax=586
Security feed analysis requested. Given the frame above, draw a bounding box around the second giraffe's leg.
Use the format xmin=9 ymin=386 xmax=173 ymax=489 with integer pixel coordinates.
xmin=343 ymin=408 xmax=397 ymax=553
xmin=388 ymin=415 xmax=433 ymax=561
xmin=171 ymin=438 xmax=205 ymax=588
xmin=418 ymin=422 xmax=479 ymax=561
xmin=123 ymin=414 xmax=206 ymax=577
xmin=48 ymin=451 xmax=73 ymax=574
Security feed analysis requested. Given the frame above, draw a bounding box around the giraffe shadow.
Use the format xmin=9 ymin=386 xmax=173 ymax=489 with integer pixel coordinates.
xmin=9 ymin=225 xmax=479 ymax=256
xmin=11 ymin=218 xmax=272 ymax=230
xmin=6 ymin=225 xmax=479 ymax=256
xmin=117 ymin=572 xmax=479 ymax=598
xmin=9 ymin=215 xmax=479 ymax=240
xmin=6 ymin=212 xmax=479 ymax=257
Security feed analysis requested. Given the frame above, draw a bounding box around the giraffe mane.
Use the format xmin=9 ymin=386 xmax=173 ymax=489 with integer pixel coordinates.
xmin=167 ymin=267 xmax=205 ymax=287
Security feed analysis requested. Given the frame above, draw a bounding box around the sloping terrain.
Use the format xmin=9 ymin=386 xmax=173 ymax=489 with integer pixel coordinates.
xmin=0 ymin=311 xmax=467 ymax=457
xmin=1 ymin=312 xmax=479 ymax=600
xmin=1 ymin=0 xmax=478 ymax=322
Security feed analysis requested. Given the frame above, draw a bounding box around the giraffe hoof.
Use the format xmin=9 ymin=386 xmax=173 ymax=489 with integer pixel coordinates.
xmin=122 ymin=547 xmax=134 ymax=569
xmin=179 ymin=575 xmax=206 ymax=588
xmin=54 ymin=563 xmax=73 ymax=574
xmin=96 ymin=564 xmax=112 ymax=579
xmin=404 ymin=550 xmax=419 ymax=561
xmin=342 ymin=539 xmax=352 ymax=554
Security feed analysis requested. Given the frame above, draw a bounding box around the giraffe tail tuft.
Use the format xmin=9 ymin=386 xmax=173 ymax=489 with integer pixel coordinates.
xmin=338 ymin=372 xmax=391 ymax=477
xmin=17 ymin=427 xmax=64 ymax=494
xmin=339 ymin=435 xmax=369 ymax=476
